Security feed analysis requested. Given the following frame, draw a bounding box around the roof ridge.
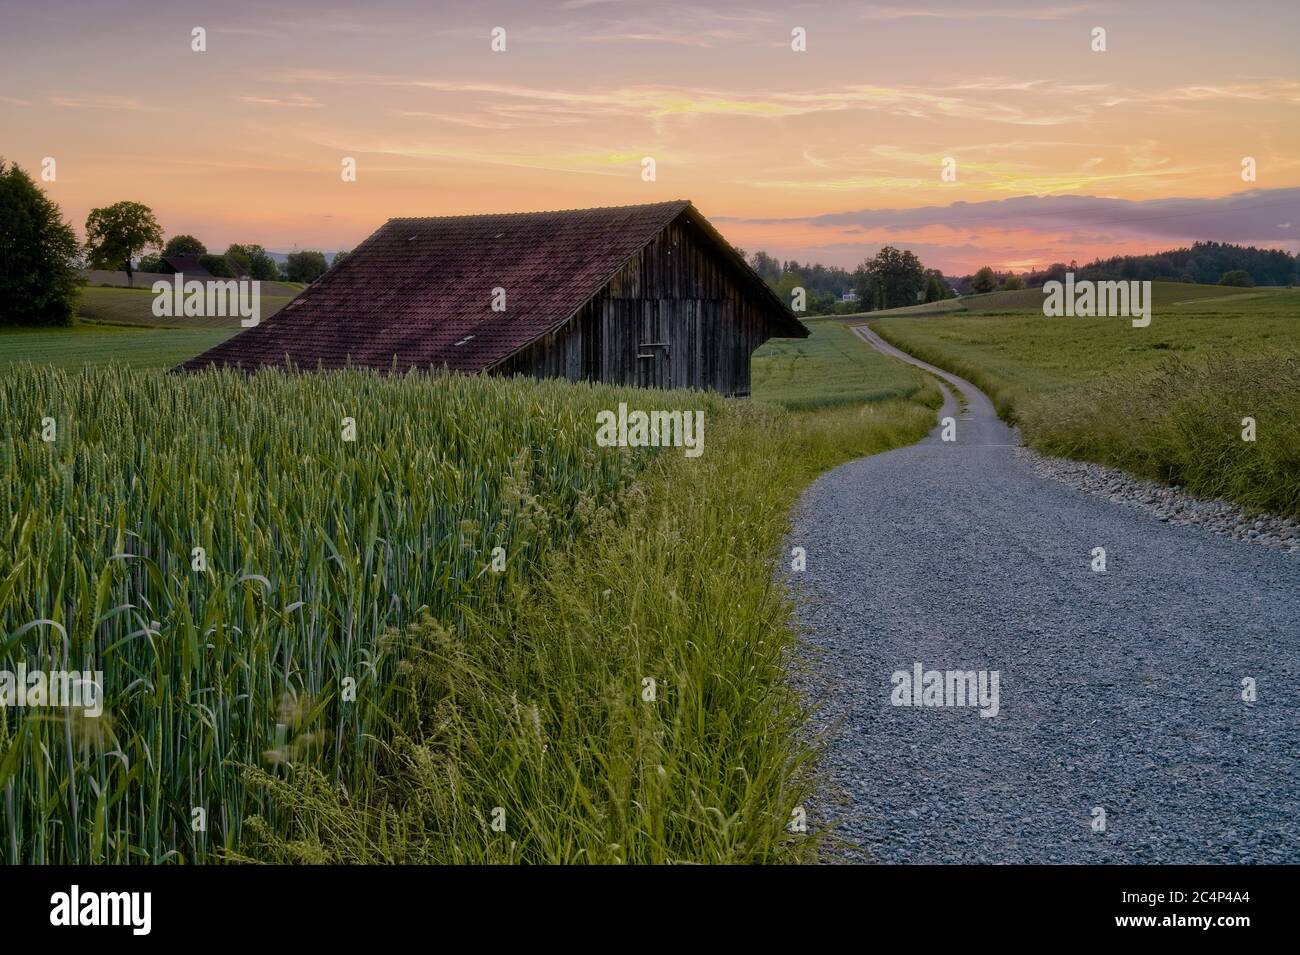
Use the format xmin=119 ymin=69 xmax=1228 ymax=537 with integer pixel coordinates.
xmin=386 ymin=199 xmax=691 ymax=223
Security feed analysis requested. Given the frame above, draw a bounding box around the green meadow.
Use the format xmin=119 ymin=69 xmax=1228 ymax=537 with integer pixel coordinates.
xmin=871 ymin=284 xmax=1300 ymax=515
xmin=751 ymin=316 xmax=927 ymax=409
xmin=75 ymin=285 xmax=296 ymax=330
xmin=0 ymin=323 xmax=237 ymax=370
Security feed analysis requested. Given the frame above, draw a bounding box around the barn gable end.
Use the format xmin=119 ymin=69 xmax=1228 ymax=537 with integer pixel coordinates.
xmin=493 ymin=211 xmax=788 ymax=394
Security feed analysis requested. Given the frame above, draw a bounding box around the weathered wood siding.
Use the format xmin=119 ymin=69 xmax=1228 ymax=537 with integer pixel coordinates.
xmin=492 ymin=215 xmax=783 ymax=395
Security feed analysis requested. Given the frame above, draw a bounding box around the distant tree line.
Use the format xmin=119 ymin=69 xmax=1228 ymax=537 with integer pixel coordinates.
xmin=960 ymin=241 xmax=1299 ymax=293
xmin=137 ymin=236 xmax=343 ymax=284
xmin=90 ymin=207 xmax=343 ymax=286
xmin=962 ymin=266 xmax=1023 ymax=294
xmin=738 ymin=246 xmax=955 ymax=315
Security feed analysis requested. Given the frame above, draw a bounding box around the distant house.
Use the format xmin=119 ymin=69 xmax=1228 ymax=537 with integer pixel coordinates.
xmin=181 ymin=200 xmax=808 ymax=395
xmin=841 ymin=289 xmax=858 ymax=303
xmin=160 ymin=252 xmax=250 ymax=280
xmin=159 ymin=254 xmax=212 ymax=278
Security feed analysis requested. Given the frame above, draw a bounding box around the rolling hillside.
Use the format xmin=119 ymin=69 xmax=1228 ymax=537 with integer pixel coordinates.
xmin=75 ymin=285 xmax=297 ymax=329
xmin=870 ymin=285 xmax=1300 ymax=514
xmin=751 ymin=317 xmax=928 ymax=409
xmin=848 ymin=280 xmax=1262 ymax=321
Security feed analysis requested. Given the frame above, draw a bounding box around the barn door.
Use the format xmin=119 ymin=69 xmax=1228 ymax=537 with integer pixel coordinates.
xmin=637 ymin=341 xmax=669 ymax=388
xmin=637 ymin=304 xmax=671 ymax=389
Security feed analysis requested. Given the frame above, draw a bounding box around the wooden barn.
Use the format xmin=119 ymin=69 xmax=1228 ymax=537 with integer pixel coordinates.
xmin=180 ymin=200 xmax=808 ymax=395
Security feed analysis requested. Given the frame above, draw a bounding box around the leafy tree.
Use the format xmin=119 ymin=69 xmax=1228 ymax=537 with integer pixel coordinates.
xmin=970 ymin=266 xmax=998 ymax=294
xmin=923 ymin=269 xmax=955 ymax=303
xmin=809 ymin=290 xmax=839 ymax=313
xmin=331 ymin=249 xmax=350 ymax=268
xmin=1001 ymin=274 xmax=1024 ymax=291
xmin=162 ymin=234 xmax=207 ymax=258
xmin=285 ymin=250 xmax=329 ymax=284
xmin=84 ymin=201 xmax=162 ymax=288
xmin=137 ymin=254 xmax=164 ymax=273
xmin=773 ymin=273 xmax=804 ymax=311
xmin=199 ymin=254 xmax=234 ymax=278
xmin=252 ymin=253 xmax=280 ymax=280
xmin=854 ymin=246 xmax=927 ymax=310
xmin=742 ymin=247 xmax=952 ymax=316
xmin=1218 ymin=269 xmax=1253 ymax=287
xmin=226 ymin=243 xmax=281 ymax=281
xmin=748 ymin=250 xmax=782 ymax=283
xmin=0 ymin=158 xmax=80 ymax=327
xmin=224 ymin=244 xmax=250 ymax=272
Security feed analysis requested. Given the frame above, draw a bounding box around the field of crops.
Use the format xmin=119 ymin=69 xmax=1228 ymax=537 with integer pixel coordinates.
xmin=872 ymin=285 xmax=1300 ymax=514
xmin=0 ymin=365 xmax=682 ymax=862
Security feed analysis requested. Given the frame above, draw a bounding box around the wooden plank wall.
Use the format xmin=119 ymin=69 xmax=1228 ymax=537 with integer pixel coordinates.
xmin=492 ymin=215 xmax=780 ymax=395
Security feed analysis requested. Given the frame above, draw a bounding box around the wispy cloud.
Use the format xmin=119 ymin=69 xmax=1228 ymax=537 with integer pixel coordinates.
xmin=730 ymin=187 xmax=1300 ymax=243
xmin=265 ymin=72 xmax=1088 ymax=126
xmin=48 ymin=93 xmax=164 ymax=111
xmin=267 ymin=70 xmax=1300 ymax=130
xmin=861 ymin=3 xmax=1103 ymax=20
xmin=238 ymin=94 xmax=324 ymax=109
xmin=304 ymin=127 xmax=651 ymax=178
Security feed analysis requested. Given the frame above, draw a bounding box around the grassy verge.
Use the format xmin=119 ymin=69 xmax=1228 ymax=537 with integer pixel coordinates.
xmin=871 ymin=286 xmax=1300 ymax=515
xmin=239 ymin=390 xmax=941 ymax=864
xmin=1016 ymin=355 xmax=1300 ymax=515
xmin=752 ymin=317 xmax=928 ymax=409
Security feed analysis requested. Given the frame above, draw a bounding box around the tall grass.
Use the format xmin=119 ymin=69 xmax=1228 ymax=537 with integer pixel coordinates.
xmin=1 ymin=363 xmax=938 ymax=863
xmin=872 ymin=304 xmax=1300 ymax=516
xmin=0 ymin=364 xmax=675 ymax=863
xmin=234 ymin=395 xmax=941 ymax=864
xmin=1018 ymin=354 xmax=1300 ymax=516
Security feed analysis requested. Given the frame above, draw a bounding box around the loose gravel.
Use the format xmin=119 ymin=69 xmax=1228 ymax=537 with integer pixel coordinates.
xmin=788 ymin=327 xmax=1300 ymax=864
xmin=1018 ymin=448 xmax=1300 ymax=554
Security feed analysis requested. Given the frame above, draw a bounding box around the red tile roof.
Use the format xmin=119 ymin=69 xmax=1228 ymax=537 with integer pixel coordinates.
xmin=179 ymin=200 xmax=803 ymax=373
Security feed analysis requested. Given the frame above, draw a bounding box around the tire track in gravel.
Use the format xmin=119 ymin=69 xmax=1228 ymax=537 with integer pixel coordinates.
xmin=789 ymin=324 xmax=1300 ymax=864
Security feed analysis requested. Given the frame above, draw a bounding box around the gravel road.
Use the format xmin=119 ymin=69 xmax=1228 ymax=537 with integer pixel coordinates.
xmin=789 ymin=325 xmax=1300 ymax=863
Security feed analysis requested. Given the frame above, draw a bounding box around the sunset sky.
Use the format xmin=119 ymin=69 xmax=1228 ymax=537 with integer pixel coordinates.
xmin=3 ymin=0 xmax=1299 ymax=274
